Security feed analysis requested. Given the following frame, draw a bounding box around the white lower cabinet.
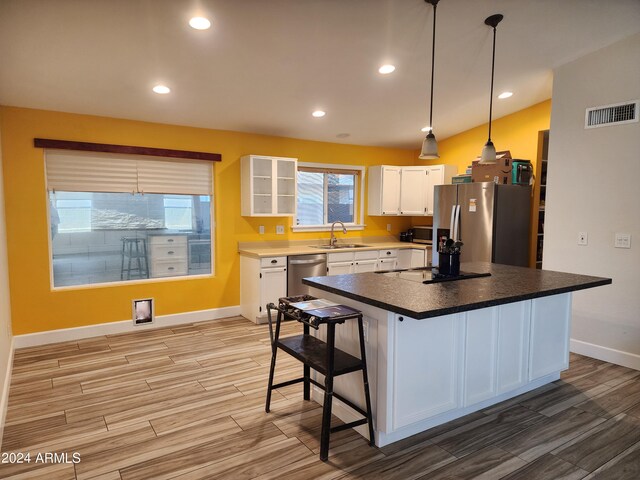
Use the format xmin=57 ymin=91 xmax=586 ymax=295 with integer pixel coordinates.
xmin=392 ymin=313 xmax=463 ymax=429
xmin=240 ymin=255 xmax=287 ymax=323
xmin=463 ymin=308 xmax=498 ymax=406
xmin=259 ymin=267 xmax=287 ymax=315
xmin=397 ymin=248 xmax=427 ymax=270
xmin=378 ymin=249 xmax=398 ymax=271
xmin=390 ymin=298 xmax=562 ymax=432
xmin=327 ymin=252 xmax=355 ymax=275
xmin=463 ymin=302 xmax=531 ymax=406
xmin=354 ymin=260 xmax=377 ymax=273
xmin=327 ymin=261 xmax=354 ymax=275
xmin=497 ymin=301 xmax=531 ymax=394
xmin=529 ymin=294 xmax=571 ymax=381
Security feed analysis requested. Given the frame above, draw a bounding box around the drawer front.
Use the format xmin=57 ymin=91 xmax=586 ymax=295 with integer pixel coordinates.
xmin=260 ymin=256 xmax=286 ymax=268
xmin=327 ymin=252 xmax=355 ymax=263
xmin=149 ymin=235 xmax=188 ymax=246
xmin=150 ymin=259 xmax=188 ymax=278
xmin=150 ymin=244 xmax=187 ymax=260
xmin=379 ymin=249 xmax=398 ymax=258
xmin=354 ymin=250 xmax=379 ymax=261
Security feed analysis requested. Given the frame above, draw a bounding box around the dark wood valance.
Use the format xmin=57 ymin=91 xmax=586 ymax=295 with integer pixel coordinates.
xmin=33 ymin=138 xmax=222 ymax=162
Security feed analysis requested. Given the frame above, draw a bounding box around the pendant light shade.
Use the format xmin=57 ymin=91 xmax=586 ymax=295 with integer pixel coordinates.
xmin=421 ymin=131 xmax=439 ymax=158
xmin=419 ymin=0 xmax=440 ymax=160
xmin=479 ymin=13 xmax=503 ymax=165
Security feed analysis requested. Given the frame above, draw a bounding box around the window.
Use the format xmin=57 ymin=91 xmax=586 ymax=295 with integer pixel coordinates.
xmin=294 ymin=164 xmax=364 ymax=231
xmin=163 ymin=196 xmax=193 ymax=230
xmin=46 ymin=150 xmax=214 ymax=288
xmin=53 ymin=192 xmax=92 ymax=232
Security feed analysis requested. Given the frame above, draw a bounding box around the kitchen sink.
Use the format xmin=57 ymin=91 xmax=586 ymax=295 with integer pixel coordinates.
xmin=311 ymin=244 xmax=370 ymax=249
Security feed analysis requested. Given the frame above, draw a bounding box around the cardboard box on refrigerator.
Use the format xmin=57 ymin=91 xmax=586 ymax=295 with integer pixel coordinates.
xmin=471 ymin=150 xmax=513 ymax=184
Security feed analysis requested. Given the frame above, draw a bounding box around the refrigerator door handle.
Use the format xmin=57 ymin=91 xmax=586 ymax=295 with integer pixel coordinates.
xmin=453 ymin=204 xmax=461 ymax=241
xmin=449 ymin=205 xmax=456 ymax=239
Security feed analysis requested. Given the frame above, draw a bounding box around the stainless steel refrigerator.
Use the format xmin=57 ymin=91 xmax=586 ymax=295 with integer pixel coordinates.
xmin=433 ymin=182 xmax=531 ymax=267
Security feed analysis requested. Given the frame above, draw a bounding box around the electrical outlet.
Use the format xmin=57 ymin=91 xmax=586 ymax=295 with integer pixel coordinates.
xmin=387 ymin=224 xmax=392 ymax=232
xmin=615 ymin=233 xmax=631 ymax=249
xmin=578 ymin=232 xmax=588 ymax=246
xmin=259 ymin=225 xmax=265 ymax=234
xmin=276 ymin=225 xmax=285 ymax=234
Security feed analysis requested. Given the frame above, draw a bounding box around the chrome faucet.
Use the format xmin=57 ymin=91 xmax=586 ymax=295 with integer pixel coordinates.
xmin=329 ymin=221 xmax=347 ymax=247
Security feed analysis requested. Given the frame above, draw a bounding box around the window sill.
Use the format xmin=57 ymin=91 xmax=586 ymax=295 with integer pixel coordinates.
xmin=291 ymin=224 xmax=366 ymax=233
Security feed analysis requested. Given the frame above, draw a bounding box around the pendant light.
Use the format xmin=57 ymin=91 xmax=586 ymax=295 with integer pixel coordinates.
xmin=419 ymin=0 xmax=440 ymax=160
xmin=479 ymin=13 xmax=503 ymax=164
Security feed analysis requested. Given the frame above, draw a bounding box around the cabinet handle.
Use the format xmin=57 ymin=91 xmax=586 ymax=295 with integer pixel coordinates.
xmin=399 ymin=316 xmax=404 ymax=322
xmin=168 ymin=239 xmax=174 ymax=243
xmin=168 ymin=267 xmax=175 ymax=271
xmin=387 ymin=251 xmax=391 ymax=255
xmin=168 ymin=251 xmax=174 ymax=255
xmin=271 ymin=259 xmax=277 ymax=264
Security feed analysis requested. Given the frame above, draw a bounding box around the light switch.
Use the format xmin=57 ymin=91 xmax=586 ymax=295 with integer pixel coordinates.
xmin=259 ymin=225 xmax=265 ymax=235
xmin=276 ymin=225 xmax=285 ymax=234
xmin=578 ymin=232 xmax=588 ymax=246
xmin=615 ymin=233 xmax=631 ymax=249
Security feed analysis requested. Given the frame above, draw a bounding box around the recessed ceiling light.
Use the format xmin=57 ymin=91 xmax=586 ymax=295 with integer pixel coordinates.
xmin=312 ymin=110 xmax=326 ymax=118
xmin=421 ymin=126 xmax=431 ymax=132
xmin=189 ymin=17 xmax=211 ymax=30
xmin=378 ymin=64 xmax=396 ymax=74
xmin=498 ymin=91 xmax=513 ymax=99
xmin=152 ymin=85 xmax=171 ymax=94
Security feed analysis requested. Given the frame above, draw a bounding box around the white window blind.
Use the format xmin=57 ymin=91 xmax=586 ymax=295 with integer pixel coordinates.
xmin=45 ymin=150 xmax=213 ymax=195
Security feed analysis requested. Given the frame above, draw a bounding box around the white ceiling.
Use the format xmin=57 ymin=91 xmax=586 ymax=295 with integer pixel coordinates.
xmin=1 ymin=0 xmax=639 ymax=149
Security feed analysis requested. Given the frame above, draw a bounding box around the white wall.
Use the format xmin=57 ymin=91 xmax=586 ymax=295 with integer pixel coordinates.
xmin=545 ymin=33 xmax=640 ymax=368
xmin=0 ymin=119 xmax=14 ymax=444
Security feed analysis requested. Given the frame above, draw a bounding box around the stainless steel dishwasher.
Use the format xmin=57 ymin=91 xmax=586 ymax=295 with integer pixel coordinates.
xmin=287 ymin=254 xmax=327 ymax=296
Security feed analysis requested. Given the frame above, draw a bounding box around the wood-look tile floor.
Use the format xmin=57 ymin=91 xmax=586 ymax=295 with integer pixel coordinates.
xmin=2 ymin=316 xmax=640 ymax=480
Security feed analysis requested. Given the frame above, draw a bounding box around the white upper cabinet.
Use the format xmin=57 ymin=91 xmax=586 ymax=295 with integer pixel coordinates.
xmin=399 ymin=166 xmax=428 ymax=215
xmin=367 ymin=165 xmax=402 ymax=215
xmin=241 ymin=155 xmax=297 ymax=217
xmin=425 ymin=164 xmax=458 ymax=215
xmin=368 ymin=164 xmax=456 ymax=216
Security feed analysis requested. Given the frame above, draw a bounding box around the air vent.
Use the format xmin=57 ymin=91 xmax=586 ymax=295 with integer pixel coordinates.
xmin=585 ymin=100 xmax=639 ymax=129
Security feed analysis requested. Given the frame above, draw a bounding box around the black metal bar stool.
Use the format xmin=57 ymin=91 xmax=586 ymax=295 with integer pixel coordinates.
xmin=265 ymin=295 xmax=374 ymax=461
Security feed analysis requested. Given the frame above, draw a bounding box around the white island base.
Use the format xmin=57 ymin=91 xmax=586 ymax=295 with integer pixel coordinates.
xmin=307 ymin=288 xmax=571 ymax=447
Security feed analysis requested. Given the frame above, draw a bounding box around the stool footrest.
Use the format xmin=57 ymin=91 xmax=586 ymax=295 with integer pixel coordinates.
xmin=271 ymin=377 xmax=304 ymax=389
xmin=330 ymin=418 xmax=368 ymax=434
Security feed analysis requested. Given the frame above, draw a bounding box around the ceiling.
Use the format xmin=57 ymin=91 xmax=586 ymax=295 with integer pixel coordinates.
xmin=1 ymin=0 xmax=639 ymax=149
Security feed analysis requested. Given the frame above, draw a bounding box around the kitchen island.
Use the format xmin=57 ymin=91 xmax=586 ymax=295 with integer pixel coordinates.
xmin=302 ymin=262 xmax=611 ymax=447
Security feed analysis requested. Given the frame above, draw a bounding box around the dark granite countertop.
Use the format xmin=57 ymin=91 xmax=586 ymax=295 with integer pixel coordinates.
xmin=302 ymin=262 xmax=612 ymax=319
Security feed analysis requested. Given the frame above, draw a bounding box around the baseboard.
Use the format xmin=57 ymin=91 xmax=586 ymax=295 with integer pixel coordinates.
xmin=13 ymin=305 xmax=241 ymax=349
xmin=0 ymin=336 xmax=15 ymax=448
xmin=571 ymin=338 xmax=640 ymax=371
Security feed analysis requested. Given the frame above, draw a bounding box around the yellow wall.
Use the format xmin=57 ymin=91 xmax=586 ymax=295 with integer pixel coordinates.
xmin=418 ymin=100 xmax=552 ymax=175
xmin=0 ymin=106 xmax=415 ymax=335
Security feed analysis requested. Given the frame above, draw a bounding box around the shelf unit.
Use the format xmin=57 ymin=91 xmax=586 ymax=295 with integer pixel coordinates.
xmin=530 ymin=130 xmax=549 ymax=268
xmin=241 ymin=155 xmax=297 ymax=216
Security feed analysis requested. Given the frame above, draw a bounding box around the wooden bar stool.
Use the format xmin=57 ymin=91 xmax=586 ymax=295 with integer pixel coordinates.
xmin=265 ymin=296 xmax=374 ymax=461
